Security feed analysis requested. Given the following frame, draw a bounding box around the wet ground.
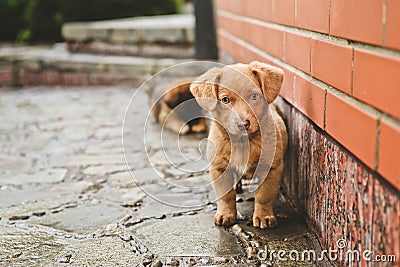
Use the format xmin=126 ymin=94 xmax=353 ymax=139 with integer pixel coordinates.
xmin=0 ymin=86 xmax=331 ymax=266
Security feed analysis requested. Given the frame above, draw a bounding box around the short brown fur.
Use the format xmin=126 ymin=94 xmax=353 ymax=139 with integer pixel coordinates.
xmin=190 ymin=61 xmax=288 ymax=228
xmin=149 ymin=77 xmax=207 ymax=134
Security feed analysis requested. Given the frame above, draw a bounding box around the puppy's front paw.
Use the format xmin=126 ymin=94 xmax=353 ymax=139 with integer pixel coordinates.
xmin=214 ymin=212 xmax=236 ymax=227
xmin=253 ymin=214 xmax=277 ymax=229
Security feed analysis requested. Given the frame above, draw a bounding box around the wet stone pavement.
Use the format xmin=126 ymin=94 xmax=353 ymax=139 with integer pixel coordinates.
xmin=0 ymin=86 xmax=330 ymax=266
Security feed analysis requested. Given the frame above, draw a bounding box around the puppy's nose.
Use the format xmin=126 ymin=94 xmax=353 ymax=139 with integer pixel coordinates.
xmin=237 ymin=120 xmax=250 ymax=130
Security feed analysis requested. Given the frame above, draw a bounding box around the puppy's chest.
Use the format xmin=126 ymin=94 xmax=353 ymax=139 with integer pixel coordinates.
xmin=230 ymin=141 xmax=260 ymax=178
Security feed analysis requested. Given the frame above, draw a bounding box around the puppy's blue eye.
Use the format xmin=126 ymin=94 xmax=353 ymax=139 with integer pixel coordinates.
xmin=251 ymin=93 xmax=259 ymax=100
xmin=221 ymin=96 xmax=230 ymax=104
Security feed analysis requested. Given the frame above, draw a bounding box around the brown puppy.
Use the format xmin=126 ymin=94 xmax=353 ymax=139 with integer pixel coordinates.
xmin=190 ymin=61 xmax=288 ymax=228
xmin=149 ymin=77 xmax=207 ymax=134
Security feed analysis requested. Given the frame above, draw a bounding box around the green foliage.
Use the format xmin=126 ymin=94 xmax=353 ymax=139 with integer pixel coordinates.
xmin=0 ymin=0 xmax=183 ymax=43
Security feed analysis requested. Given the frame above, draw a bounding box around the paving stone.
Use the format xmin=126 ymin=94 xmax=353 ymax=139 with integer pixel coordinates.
xmin=49 ymin=181 xmax=95 ymax=195
xmin=64 ymin=237 xmax=141 ymax=265
xmin=94 ymin=126 xmax=123 ymax=140
xmin=164 ymin=166 xmax=190 ymax=178
xmin=19 ymin=132 xmax=55 ymax=151
xmin=177 ymin=159 xmax=209 ymax=173
xmin=165 ymin=173 xmax=212 ymax=189
xmin=86 ymin=139 xmax=124 ymax=154
xmin=28 ymin=201 xmax=126 ymax=233
xmin=67 ymin=154 xmax=126 ymax=166
xmin=108 ymin=171 xmax=137 ymax=188
xmin=83 ymin=164 xmax=127 ymax=175
xmin=62 ymin=125 xmax=90 ymax=142
xmin=138 ymin=193 xmax=205 ymax=218
xmin=147 ymin=149 xmax=190 ymax=167
xmin=0 ymin=224 xmax=141 ymax=266
xmin=131 ymin=214 xmax=243 ymax=257
xmin=94 ymin=186 xmax=129 ymax=203
xmin=129 ymin=167 xmax=165 ymax=185
xmin=0 ymin=181 xmax=91 ymax=207
xmin=121 ymin=187 xmax=147 ymax=203
xmin=0 ymin=155 xmax=32 ymax=174
xmin=95 ymin=184 xmax=148 ymax=205
xmin=169 ymin=186 xmax=192 ymax=193
xmin=0 ymin=169 xmax=67 ymax=185
xmin=0 ymin=194 xmax=78 ymax=219
xmin=0 ymin=224 xmax=66 ymax=265
xmin=124 ymin=152 xmax=149 ymax=169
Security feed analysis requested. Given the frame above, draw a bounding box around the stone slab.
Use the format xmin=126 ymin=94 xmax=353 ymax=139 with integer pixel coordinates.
xmin=62 ymin=14 xmax=194 ymax=44
xmin=27 ymin=201 xmax=125 ymax=233
xmin=0 ymin=169 xmax=67 ymax=185
xmin=131 ymin=214 xmax=243 ymax=257
xmin=0 ymin=45 xmax=192 ymax=87
xmin=0 ymin=224 xmax=141 ymax=266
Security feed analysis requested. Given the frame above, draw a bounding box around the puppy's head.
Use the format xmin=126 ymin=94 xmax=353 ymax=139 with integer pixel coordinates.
xmin=190 ymin=61 xmax=283 ymax=136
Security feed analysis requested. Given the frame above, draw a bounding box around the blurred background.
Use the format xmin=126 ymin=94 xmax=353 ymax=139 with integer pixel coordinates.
xmin=0 ymin=0 xmax=185 ymax=43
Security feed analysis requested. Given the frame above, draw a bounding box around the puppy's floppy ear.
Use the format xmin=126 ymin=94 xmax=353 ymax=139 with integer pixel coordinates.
xmin=249 ymin=61 xmax=283 ymax=103
xmin=190 ymin=68 xmax=222 ymax=111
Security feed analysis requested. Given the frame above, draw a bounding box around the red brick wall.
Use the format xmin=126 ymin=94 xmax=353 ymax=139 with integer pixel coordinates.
xmin=216 ymin=0 xmax=400 ymax=262
xmin=216 ymin=0 xmax=400 ymax=191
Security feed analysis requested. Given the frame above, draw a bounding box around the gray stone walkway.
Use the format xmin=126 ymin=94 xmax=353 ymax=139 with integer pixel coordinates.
xmin=0 ymin=86 xmax=329 ymax=266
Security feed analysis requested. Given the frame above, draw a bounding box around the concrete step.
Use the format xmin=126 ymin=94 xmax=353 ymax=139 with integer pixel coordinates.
xmin=0 ymin=44 xmax=192 ymax=87
xmin=62 ymin=14 xmax=195 ymax=58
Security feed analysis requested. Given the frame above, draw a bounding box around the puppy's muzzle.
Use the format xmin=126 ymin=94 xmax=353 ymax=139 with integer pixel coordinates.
xmin=237 ymin=120 xmax=250 ymax=131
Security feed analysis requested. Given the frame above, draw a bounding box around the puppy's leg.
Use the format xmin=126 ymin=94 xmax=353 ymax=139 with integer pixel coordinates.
xmin=253 ymin=162 xmax=283 ymax=228
xmin=211 ymin=169 xmax=237 ymax=226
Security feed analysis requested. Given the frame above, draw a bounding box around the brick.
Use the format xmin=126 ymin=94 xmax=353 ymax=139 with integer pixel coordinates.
xmin=280 ymin=67 xmax=294 ymax=103
xmin=330 ymin=0 xmax=384 ymax=46
xmin=218 ymin=32 xmax=264 ymax=64
xmin=43 ymin=70 xmax=61 ymax=85
xmin=378 ymin=120 xmax=400 ymax=190
xmin=284 ymin=32 xmax=311 ymax=73
xmin=296 ymin=0 xmax=330 ymax=33
xmin=273 ymin=0 xmax=295 ymax=26
xmin=353 ymin=49 xmax=400 ymax=119
xmin=218 ymin=16 xmax=244 ymax=44
xmin=218 ymin=16 xmax=284 ymax=59
xmin=219 ymin=30 xmax=276 ymax=65
xmin=216 ymin=0 xmax=241 ymax=14
xmin=20 ymin=71 xmax=38 ymax=86
xmin=248 ymin=23 xmax=283 ymax=59
xmin=294 ymin=76 xmax=325 ymax=128
xmin=242 ymin=0 xmax=273 ymax=22
xmin=385 ymin=0 xmax=400 ymax=50
xmin=0 ymin=70 xmax=11 ymax=85
xmin=311 ymin=39 xmax=353 ymax=94
xmin=326 ymin=93 xmax=377 ymax=168
xmin=216 ymin=15 xmax=226 ymax=30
